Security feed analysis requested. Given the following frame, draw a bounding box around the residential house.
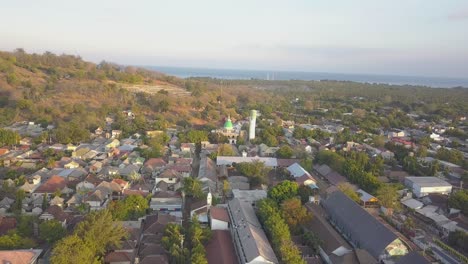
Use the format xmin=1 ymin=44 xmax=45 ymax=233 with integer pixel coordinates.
xmin=150 ymin=191 xmax=182 ymax=215
xmin=156 ymin=169 xmax=182 ymax=187
xmin=20 ymin=175 xmax=42 ymax=194
xmin=0 ymin=197 xmax=14 ymax=214
xmin=137 ymin=214 xmax=176 ymax=264
xmin=314 ymin=164 xmax=347 ymax=186
xmin=258 ymin=144 xmax=279 ymax=157
xmin=32 ymin=175 xmax=68 ymax=199
xmin=356 ymin=189 xmax=379 ymax=207
xmin=143 ymin=158 xmax=167 ymax=176
xmin=95 ymin=127 xmax=104 ymax=135
xmin=180 ymin=143 xmax=195 ymax=153
xmin=166 ymin=164 xmax=191 ymax=178
xmin=39 ymin=205 xmax=72 ymax=227
xmin=210 ymin=206 xmax=230 ymax=230
xmin=104 ymin=221 xmax=141 ymax=264
xmin=0 ymin=249 xmax=43 ymax=264
xmin=287 ymin=163 xmax=318 ymax=188
xmin=112 ymin=130 xmax=122 ymax=138
xmin=49 ymin=196 xmax=65 ymax=208
xmin=89 ymin=161 xmax=103 ymax=173
xmin=83 ymin=181 xmax=122 ymax=210
xmin=76 ymin=174 xmax=102 ymax=191
xmin=64 ymin=160 xmax=80 ymax=169
xmin=198 ymin=156 xmax=219 ymax=193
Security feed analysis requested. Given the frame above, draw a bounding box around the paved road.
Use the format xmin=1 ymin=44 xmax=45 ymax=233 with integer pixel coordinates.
xmin=431 ymin=245 xmax=461 ymax=264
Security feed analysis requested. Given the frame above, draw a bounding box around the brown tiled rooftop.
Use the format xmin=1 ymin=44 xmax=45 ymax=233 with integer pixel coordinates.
xmin=205 ymin=230 xmax=237 ymax=264
xmin=210 ymin=207 xmax=230 ymax=222
xmin=35 ymin=175 xmax=67 ymax=193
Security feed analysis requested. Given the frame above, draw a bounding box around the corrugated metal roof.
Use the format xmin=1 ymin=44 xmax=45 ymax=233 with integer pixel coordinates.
xmin=217 ymin=156 xmax=277 ymax=167
xmin=322 ymin=191 xmax=399 ymax=259
xmin=228 ymin=198 xmax=278 ymax=263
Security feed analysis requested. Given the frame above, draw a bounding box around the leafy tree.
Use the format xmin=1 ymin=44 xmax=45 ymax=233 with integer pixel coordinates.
xmin=162 ymin=223 xmax=189 ymax=264
xmin=281 ymin=198 xmax=312 ymax=233
xmin=180 ymin=130 xmax=208 ymax=144
xmin=436 ymin=147 xmax=464 ymax=166
xmin=298 ymin=184 xmax=315 ymax=204
xmin=51 ymin=235 xmax=99 ymax=264
xmin=191 ymin=243 xmax=208 ymax=264
xmin=39 ymin=220 xmax=66 ymax=243
xmin=268 ymin=181 xmax=299 ymax=204
xmin=279 ymin=240 xmax=306 ymax=264
xmin=183 ymin=177 xmax=204 ymax=199
xmin=257 ymin=198 xmax=304 ymax=264
xmin=337 ymin=182 xmax=360 ymax=203
xmin=110 ymin=195 xmax=149 ymax=220
xmin=302 ymin=231 xmax=322 ymax=254
xmin=448 ymin=230 xmax=468 ymax=253
xmin=235 ymin=160 xmax=270 ymax=186
xmin=376 ymin=184 xmax=400 ymax=210
xmin=0 ymin=232 xmax=36 ymax=249
xmin=189 ymin=216 xmax=211 ymax=245
xmin=217 ymin=144 xmax=236 ymax=156
xmin=16 ymin=215 xmax=37 ymax=237
xmin=73 ymin=210 xmax=127 ymax=257
xmin=0 ymin=129 xmax=20 ymax=146
xmin=11 ymin=189 xmax=26 ymax=213
xmin=277 ymin=145 xmax=294 ymax=158
xmin=222 ymin=180 xmax=230 ymax=201
xmin=159 ymin=99 xmax=170 ymax=112
xmin=448 ymin=190 xmax=468 ymax=216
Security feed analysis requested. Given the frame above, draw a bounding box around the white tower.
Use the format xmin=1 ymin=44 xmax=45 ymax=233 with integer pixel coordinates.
xmin=249 ymin=110 xmax=257 ymax=140
xmin=207 ymin=191 xmax=212 ymax=209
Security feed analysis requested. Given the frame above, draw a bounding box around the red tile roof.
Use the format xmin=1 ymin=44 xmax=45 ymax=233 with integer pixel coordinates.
xmin=140 ymin=255 xmax=169 ymax=264
xmin=0 ymin=250 xmax=38 ymax=264
xmin=0 ymin=216 xmax=17 ymax=236
xmin=205 ymin=230 xmax=237 ymax=264
xmin=144 ymin=158 xmax=167 ymax=168
xmin=45 ymin=205 xmax=71 ymax=222
xmin=105 ymin=251 xmax=133 ymax=263
xmin=210 ymin=207 xmax=230 ymax=223
xmin=277 ymin=159 xmax=301 ymax=167
xmin=295 ymin=174 xmax=316 ymax=185
xmin=0 ymin=148 xmax=9 ymax=155
xmin=35 ymin=175 xmax=67 ymax=193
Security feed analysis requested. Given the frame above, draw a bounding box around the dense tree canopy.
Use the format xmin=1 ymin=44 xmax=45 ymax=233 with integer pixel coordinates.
xmin=39 ymin=220 xmax=66 ymax=244
xmin=109 ymin=195 xmax=149 ymax=220
xmin=234 ymin=160 xmax=270 ymax=186
xmin=51 ymin=210 xmax=127 ymax=263
xmin=448 ymin=190 xmax=468 ymax=216
xmin=268 ymin=181 xmax=299 ymax=204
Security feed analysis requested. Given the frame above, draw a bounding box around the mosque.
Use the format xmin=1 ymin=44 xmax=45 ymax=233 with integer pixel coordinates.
xmin=212 ymin=115 xmax=243 ymax=144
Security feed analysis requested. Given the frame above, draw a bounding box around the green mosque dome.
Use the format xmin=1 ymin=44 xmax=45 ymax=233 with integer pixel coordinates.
xmin=224 ymin=116 xmax=233 ymax=130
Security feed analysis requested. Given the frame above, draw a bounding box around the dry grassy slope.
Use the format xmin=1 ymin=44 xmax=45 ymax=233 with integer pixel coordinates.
xmin=120 ymin=82 xmax=191 ymax=97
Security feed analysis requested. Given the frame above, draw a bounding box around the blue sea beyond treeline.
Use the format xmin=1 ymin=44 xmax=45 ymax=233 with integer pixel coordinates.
xmin=146 ymin=66 xmax=468 ymax=88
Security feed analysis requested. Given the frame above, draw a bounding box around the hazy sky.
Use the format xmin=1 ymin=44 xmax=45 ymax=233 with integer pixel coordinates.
xmin=1 ymin=0 xmax=468 ymax=78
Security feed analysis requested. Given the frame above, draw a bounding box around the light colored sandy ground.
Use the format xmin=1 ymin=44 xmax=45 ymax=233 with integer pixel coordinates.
xmin=121 ymin=83 xmax=191 ymax=97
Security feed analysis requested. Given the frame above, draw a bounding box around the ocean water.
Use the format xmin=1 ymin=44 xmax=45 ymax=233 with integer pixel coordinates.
xmin=146 ymin=66 xmax=468 ymax=88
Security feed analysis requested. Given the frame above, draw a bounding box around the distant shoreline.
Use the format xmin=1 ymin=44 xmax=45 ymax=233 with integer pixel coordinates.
xmin=144 ymin=66 xmax=468 ymax=89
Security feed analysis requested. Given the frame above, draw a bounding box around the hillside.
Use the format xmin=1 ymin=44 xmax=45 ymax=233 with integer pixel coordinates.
xmin=1 ymin=49 xmax=467 ymax=142
xmin=0 ymin=49 xmax=241 ymax=132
